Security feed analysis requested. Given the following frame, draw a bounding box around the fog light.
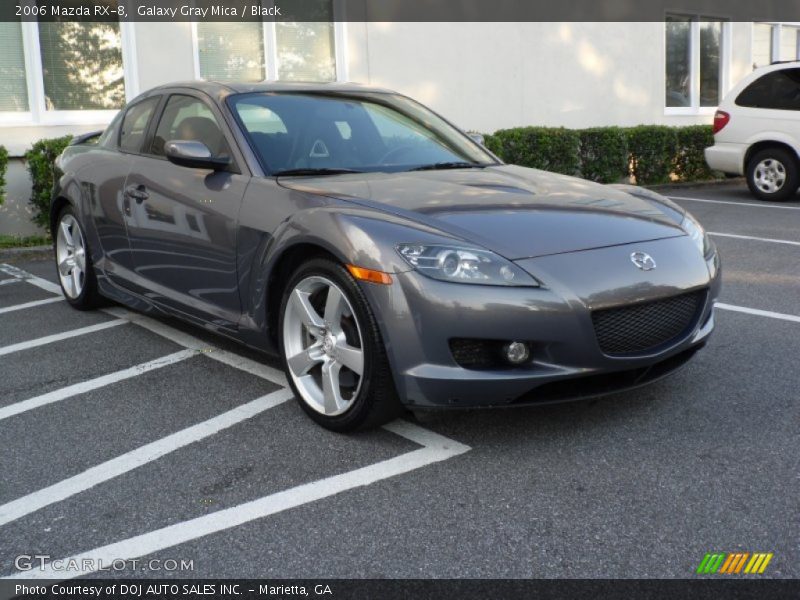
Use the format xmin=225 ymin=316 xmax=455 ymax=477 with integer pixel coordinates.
xmin=503 ymin=341 xmax=530 ymax=365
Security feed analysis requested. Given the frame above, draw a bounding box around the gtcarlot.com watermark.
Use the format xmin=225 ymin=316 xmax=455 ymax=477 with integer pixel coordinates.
xmin=14 ymin=554 xmax=195 ymax=573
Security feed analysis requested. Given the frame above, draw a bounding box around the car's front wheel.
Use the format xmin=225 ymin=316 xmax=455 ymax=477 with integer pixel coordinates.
xmin=746 ymin=148 xmax=800 ymax=202
xmin=54 ymin=206 xmax=102 ymax=309
xmin=278 ymin=257 xmax=402 ymax=432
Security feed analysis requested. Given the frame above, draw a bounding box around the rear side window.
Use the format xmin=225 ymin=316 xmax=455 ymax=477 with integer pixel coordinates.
xmin=119 ymin=97 xmax=160 ymax=152
xmin=736 ymin=68 xmax=800 ymax=110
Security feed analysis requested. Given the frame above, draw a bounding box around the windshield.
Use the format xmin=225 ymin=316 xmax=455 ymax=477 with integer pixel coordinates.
xmin=228 ymin=91 xmax=498 ymax=174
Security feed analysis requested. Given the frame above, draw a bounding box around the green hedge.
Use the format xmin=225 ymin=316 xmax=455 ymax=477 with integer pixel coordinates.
xmin=0 ymin=145 xmax=8 ymax=205
xmin=486 ymin=124 xmax=718 ymax=186
xmin=486 ymin=127 xmax=581 ymax=176
xmin=673 ymin=125 xmax=717 ymax=182
xmin=578 ymin=127 xmax=628 ymax=183
xmin=626 ymin=126 xmax=678 ymax=185
xmin=25 ymin=135 xmax=72 ymax=228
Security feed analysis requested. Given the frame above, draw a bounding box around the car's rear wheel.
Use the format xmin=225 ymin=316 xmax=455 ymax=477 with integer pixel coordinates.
xmin=278 ymin=257 xmax=402 ymax=431
xmin=746 ymin=148 xmax=800 ymax=202
xmin=54 ymin=206 xmax=102 ymax=309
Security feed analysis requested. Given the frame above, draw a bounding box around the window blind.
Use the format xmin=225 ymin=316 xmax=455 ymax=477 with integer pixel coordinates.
xmin=276 ymin=21 xmax=336 ymax=82
xmin=0 ymin=21 xmax=29 ymax=112
xmin=38 ymin=18 xmax=125 ymax=111
xmin=197 ymin=22 xmax=265 ymax=82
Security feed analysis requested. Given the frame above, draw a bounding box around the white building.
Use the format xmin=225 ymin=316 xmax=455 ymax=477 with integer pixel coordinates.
xmin=1 ymin=18 xmax=798 ymax=235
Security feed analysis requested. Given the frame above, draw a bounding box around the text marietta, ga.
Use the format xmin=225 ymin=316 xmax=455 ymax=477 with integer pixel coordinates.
xmin=137 ymin=4 xmax=282 ymax=18
xmin=16 ymin=584 xmax=332 ymax=596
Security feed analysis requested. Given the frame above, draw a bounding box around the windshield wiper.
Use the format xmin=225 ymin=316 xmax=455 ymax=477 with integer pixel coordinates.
xmin=273 ymin=168 xmax=364 ymax=177
xmin=408 ymin=161 xmax=487 ymax=172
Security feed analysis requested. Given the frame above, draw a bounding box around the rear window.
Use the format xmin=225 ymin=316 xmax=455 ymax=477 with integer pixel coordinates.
xmin=736 ymin=68 xmax=800 ymax=110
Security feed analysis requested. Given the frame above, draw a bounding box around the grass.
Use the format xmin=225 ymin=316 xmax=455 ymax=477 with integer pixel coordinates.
xmin=0 ymin=234 xmax=51 ymax=249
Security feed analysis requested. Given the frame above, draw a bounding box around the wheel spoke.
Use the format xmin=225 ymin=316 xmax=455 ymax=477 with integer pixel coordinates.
xmin=321 ymin=360 xmax=343 ymax=414
xmin=75 ymin=248 xmax=86 ymax=271
xmin=287 ymin=345 xmax=322 ymax=376
xmin=324 ymin=286 xmax=345 ymax=328
xmin=290 ymin=288 xmax=325 ymax=333
xmin=58 ymin=257 xmax=72 ymax=276
xmin=60 ymin=220 xmax=74 ymax=246
xmin=336 ymin=343 xmax=364 ymax=375
xmin=71 ymin=267 xmax=82 ymax=295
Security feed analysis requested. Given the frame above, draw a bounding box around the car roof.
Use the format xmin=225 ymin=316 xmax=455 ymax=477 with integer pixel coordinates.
xmin=142 ymin=80 xmax=397 ymax=102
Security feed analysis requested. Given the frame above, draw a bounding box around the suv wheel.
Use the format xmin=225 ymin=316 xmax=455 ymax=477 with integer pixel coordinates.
xmin=746 ymin=148 xmax=800 ymax=202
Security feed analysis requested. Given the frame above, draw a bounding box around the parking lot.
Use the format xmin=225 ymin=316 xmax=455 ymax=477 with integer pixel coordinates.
xmin=0 ymin=181 xmax=798 ymax=581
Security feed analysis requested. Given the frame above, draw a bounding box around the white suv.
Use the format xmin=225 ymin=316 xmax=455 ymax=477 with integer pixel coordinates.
xmin=705 ymin=62 xmax=800 ymax=201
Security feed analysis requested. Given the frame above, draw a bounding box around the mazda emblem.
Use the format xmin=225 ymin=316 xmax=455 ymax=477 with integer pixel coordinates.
xmin=630 ymin=251 xmax=656 ymax=271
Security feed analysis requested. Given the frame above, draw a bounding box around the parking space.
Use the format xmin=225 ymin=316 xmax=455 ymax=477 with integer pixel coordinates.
xmin=0 ymin=179 xmax=798 ymax=580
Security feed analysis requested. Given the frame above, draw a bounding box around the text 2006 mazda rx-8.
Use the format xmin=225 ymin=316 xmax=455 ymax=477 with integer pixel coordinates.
xmin=52 ymin=82 xmax=720 ymax=431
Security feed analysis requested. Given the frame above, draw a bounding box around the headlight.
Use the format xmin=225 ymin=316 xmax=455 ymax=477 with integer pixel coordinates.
xmin=396 ymin=244 xmax=539 ymax=286
xmin=681 ymin=214 xmax=712 ymax=257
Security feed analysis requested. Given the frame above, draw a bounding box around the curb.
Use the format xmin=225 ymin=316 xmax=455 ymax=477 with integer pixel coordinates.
xmin=647 ymin=177 xmax=745 ymax=192
xmin=0 ymin=244 xmax=52 ymax=261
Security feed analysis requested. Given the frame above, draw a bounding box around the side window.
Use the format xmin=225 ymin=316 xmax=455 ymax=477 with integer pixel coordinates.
xmin=151 ymin=94 xmax=231 ymax=158
xmin=736 ymin=69 xmax=800 ymax=110
xmin=119 ymin=97 xmax=160 ymax=153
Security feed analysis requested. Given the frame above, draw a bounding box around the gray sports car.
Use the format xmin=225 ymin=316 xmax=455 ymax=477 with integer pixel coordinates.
xmin=53 ymin=82 xmax=720 ymax=431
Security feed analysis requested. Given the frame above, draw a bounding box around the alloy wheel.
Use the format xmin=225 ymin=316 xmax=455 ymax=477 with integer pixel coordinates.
xmin=282 ymin=276 xmax=365 ymax=416
xmin=55 ymin=214 xmax=87 ymax=299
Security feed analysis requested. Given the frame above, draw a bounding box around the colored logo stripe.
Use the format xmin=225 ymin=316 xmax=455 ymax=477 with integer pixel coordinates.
xmin=697 ymin=552 xmax=773 ymax=574
xmin=744 ymin=553 xmax=773 ymax=574
xmin=697 ymin=553 xmax=726 ymax=574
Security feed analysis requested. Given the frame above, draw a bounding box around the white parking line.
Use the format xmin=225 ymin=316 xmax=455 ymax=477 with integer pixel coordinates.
xmin=0 ymin=387 xmax=295 ymax=528
xmin=0 ymin=296 xmax=62 ymax=315
xmin=0 ymin=264 xmax=287 ymax=387
xmin=0 ymin=350 xmax=195 ymax=422
xmin=0 ymin=278 xmax=23 ymax=286
xmin=708 ymin=232 xmax=800 ymax=247
xmin=716 ymin=302 xmax=800 ymax=324
xmin=102 ymin=306 xmax=288 ymax=387
xmin=0 ymin=264 xmax=61 ymax=294
xmin=3 ymin=418 xmax=469 ymax=580
xmin=0 ymin=320 xmax=125 ymax=358
xmin=669 ymin=195 xmax=800 ymax=211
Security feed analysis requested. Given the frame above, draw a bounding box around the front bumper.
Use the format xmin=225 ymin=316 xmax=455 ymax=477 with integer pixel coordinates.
xmin=361 ymin=236 xmax=721 ymax=409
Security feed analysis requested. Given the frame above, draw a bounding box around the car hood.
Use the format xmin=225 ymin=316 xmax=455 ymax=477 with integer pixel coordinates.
xmin=278 ymin=165 xmax=686 ymax=260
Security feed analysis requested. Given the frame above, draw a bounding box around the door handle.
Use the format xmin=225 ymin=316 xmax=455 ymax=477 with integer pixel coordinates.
xmin=124 ymin=184 xmax=149 ymax=203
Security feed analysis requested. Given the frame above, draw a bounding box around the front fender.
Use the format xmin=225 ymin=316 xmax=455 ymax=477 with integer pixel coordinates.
xmin=235 ymin=184 xmax=461 ymax=348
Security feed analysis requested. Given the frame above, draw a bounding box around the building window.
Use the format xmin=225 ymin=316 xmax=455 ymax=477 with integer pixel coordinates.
xmin=38 ymin=21 xmax=126 ymax=111
xmin=275 ymin=22 xmax=337 ymax=81
xmin=194 ymin=2 xmax=342 ymax=83
xmin=0 ymin=7 xmax=136 ymax=126
xmin=196 ymin=22 xmax=266 ymax=82
xmin=665 ymin=15 xmax=728 ymax=112
xmin=0 ymin=21 xmax=29 ymax=113
xmin=753 ymin=23 xmax=800 ymax=69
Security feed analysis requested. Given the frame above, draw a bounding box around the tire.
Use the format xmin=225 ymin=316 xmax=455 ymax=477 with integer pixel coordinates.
xmin=746 ymin=147 xmax=800 ymax=202
xmin=278 ymin=257 xmax=403 ymax=432
xmin=54 ymin=205 xmax=103 ymax=310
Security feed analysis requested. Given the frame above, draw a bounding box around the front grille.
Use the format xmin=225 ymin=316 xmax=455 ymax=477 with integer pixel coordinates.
xmin=591 ymin=290 xmax=706 ymax=356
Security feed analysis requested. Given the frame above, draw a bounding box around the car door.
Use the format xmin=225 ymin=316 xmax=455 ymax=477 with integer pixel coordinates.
xmin=123 ymin=91 xmax=250 ymax=328
xmin=91 ymin=95 xmax=161 ymax=284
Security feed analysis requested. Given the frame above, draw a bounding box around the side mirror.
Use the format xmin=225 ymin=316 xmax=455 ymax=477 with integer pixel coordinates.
xmin=164 ymin=140 xmax=230 ymax=170
xmin=467 ymin=132 xmax=485 ymax=146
